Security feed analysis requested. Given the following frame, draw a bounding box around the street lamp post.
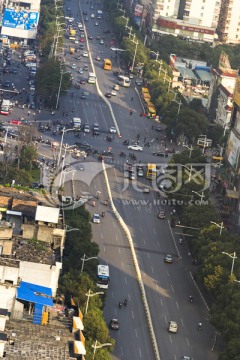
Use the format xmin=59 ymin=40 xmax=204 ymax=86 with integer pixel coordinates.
xmin=131 ymin=35 xmax=139 ymax=72
xmin=85 ymin=290 xmax=104 ymax=315
xmin=183 ymin=144 xmax=194 ymax=158
xmin=192 ymin=190 xmax=205 ymax=205
xmin=222 ymin=251 xmax=237 ymax=276
xmin=92 ymin=340 xmax=112 ymax=360
xmin=210 ymin=221 xmax=225 ymax=235
xmin=56 ymin=69 xmax=68 ymax=109
xmin=57 ymin=128 xmax=75 ymax=167
xmin=81 ymin=254 xmax=98 ymax=274
xmin=65 ymin=225 xmax=80 ymax=232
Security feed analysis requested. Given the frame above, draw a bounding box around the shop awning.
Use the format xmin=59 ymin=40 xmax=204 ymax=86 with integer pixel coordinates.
xmin=74 ymin=341 xmax=86 ymax=355
xmin=226 ymin=189 xmax=239 ymax=199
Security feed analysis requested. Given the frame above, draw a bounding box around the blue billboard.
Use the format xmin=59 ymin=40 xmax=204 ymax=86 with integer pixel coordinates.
xmin=2 ymin=9 xmax=39 ymax=31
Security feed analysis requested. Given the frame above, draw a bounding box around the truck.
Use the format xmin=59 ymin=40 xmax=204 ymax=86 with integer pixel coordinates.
xmin=72 ymin=117 xmax=81 ymax=130
xmin=1 ymin=99 xmax=11 ymax=115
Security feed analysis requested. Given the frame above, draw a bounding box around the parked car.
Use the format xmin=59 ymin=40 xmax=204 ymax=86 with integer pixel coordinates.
xmin=128 ymin=144 xmax=143 ymax=151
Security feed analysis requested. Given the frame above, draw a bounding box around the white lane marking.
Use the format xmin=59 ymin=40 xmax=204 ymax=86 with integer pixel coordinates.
xmin=131 ymin=310 xmax=134 ymax=319
xmin=186 ymin=337 xmax=190 ymax=347
xmin=153 ymin=228 xmax=156 ymax=234
xmin=169 ymin=334 xmax=173 ymax=343
xmin=171 ymin=284 xmax=174 ymax=293
xmin=139 ymin=226 xmax=142 ymax=232
xmin=138 ymin=348 xmax=142 ymax=358
xmin=151 ymin=266 xmax=154 ymax=274
xmin=101 ymin=233 xmax=103 ymax=239
xmin=176 ymin=301 xmax=179 ymax=310
xmin=115 ymin=234 xmax=118 ymax=241
xmin=118 ymin=247 xmax=121 ymax=254
xmin=124 ymin=277 xmax=127 ymax=285
xmin=181 ymin=318 xmax=184 ymax=327
xmin=135 ymin=328 xmax=138 ymax=338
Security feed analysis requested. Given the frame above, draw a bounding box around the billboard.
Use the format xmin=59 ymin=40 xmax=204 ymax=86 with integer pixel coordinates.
xmin=1 ymin=9 xmax=39 ymax=39
xmin=226 ymin=131 xmax=240 ymax=169
xmin=2 ymin=9 xmax=39 ymax=30
xmin=234 ymin=76 xmax=240 ymax=108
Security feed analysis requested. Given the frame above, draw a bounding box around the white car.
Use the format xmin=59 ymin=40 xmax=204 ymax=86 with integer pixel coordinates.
xmin=92 ymin=213 xmax=100 ymax=224
xmin=95 ymin=22 xmax=99 ymax=26
xmin=113 ymin=84 xmax=119 ymax=91
xmin=82 ymin=51 xmax=88 ymax=57
xmin=78 ymin=23 xmax=83 ymax=28
xmin=168 ymin=321 xmax=178 ymax=333
xmin=111 ymin=90 xmax=117 ymax=96
xmin=99 ymin=39 xmax=104 ymax=45
xmin=79 ymin=68 xmax=84 ymax=74
xmin=109 ymin=126 xmax=117 ymax=134
xmin=91 ymin=14 xmax=95 ymax=18
xmin=30 ymin=85 xmax=35 ymax=91
xmin=71 ymin=63 xmax=77 ymax=69
xmin=128 ymin=144 xmax=143 ymax=151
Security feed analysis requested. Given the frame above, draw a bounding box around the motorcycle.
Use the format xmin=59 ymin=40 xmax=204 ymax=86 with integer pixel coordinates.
xmin=123 ymin=140 xmax=129 ymax=145
xmin=144 ymin=142 xmax=150 ymax=147
xmin=124 ymin=299 xmax=128 ymax=306
xmin=119 ymin=301 xmax=122 ymax=309
xmin=120 ymin=151 xmax=126 ymax=157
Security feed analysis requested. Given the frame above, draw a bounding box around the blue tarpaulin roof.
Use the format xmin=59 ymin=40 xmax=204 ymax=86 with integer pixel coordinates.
xmin=194 ymin=69 xmax=212 ymax=82
xmin=177 ymin=66 xmax=197 ymax=80
xmin=17 ymin=281 xmax=53 ymax=306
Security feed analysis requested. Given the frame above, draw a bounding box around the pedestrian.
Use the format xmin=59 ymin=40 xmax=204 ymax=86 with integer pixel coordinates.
xmin=63 ymin=111 xmax=65 ymax=116
xmin=131 ymin=96 xmax=133 ymax=102
xmin=72 ymin=108 xmax=75 ymax=113
xmin=84 ymin=154 xmax=86 ymax=160
xmin=151 ymin=125 xmax=154 ymax=130
xmin=38 ymin=109 xmax=41 ymax=114
xmin=33 ymin=112 xmax=36 ymax=117
xmin=27 ymin=110 xmax=30 ymax=116
xmin=144 ymin=137 xmax=146 ymax=143
xmin=130 ymin=110 xmax=133 ymax=115
xmin=51 ymin=111 xmax=55 ymax=116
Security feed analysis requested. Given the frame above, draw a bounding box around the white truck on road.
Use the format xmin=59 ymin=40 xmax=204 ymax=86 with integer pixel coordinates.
xmin=72 ymin=117 xmax=81 ymax=130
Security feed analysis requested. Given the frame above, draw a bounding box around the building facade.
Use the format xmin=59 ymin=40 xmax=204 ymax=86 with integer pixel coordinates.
xmin=143 ymin=0 xmax=240 ymax=43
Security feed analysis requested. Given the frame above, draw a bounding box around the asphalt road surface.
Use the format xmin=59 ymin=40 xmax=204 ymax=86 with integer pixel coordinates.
xmin=29 ymin=0 xmax=220 ymax=359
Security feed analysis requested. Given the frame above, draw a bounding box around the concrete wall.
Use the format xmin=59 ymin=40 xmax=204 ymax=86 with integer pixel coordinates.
xmin=0 ymin=317 xmax=7 ymax=331
xmin=0 ymin=239 xmax=12 ymax=256
xmin=0 ymin=265 xmax=19 ymax=285
xmin=19 ymin=261 xmax=62 ymax=297
xmin=37 ymin=225 xmax=54 ymax=243
xmin=21 ymin=224 xmax=36 ymax=239
xmin=0 ymin=227 xmax=13 ymax=240
xmin=0 ymin=285 xmax=16 ymax=311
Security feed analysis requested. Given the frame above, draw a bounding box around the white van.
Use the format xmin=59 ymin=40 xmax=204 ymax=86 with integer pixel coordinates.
xmin=25 ymin=62 xmax=36 ymax=68
xmin=97 ymin=10 xmax=103 ymax=15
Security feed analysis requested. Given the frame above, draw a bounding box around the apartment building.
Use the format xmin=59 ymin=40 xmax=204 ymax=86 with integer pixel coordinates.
xmin=217 ymin=0 xmax=240 ymax=43
xmin=144 ymin=0 xmax=240 ymax=43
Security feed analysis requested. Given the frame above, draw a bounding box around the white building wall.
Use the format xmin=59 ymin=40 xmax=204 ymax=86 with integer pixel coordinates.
xmin=0 ymin=286 xmax=16 ymax=311
xmin=187 ymin=0 xmax=220 ymax=27
xmin=0 ymin=265 xmax=19 ymax=285
xmin=216 ymin=89 xmax=232 ymax=130
xmin=153 ymin=0 xmax=180 ymax=18
xmin=225 ymin=0 xmax=240 ymax=43
xmin=19 ymin=261 xmax=62 ymax=297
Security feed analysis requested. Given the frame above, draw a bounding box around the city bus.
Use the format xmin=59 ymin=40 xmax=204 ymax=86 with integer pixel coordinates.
xmin=88 ymin=72 xmax=96 ymax=84
xmin=117 ymin=75 xmax=131 ymax=88
xmin=146 ymin=164 xmax=157 ymax=180
xmin=103 ymin=58 xmax=112 ymax=70
xmin=97 ymin=265 xmax=110 ymax=289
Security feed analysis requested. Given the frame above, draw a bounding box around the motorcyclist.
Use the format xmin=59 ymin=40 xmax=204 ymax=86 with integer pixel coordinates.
xmin=124 ymin=299 xmax=128 ymax=306
xmin=198 ymin=322 xmax=202 ymax=330
xmin=102 ymin=211 xmax=105 ymax=217
xmin=119 ymin=301 xmax=122 ymax=308
xmin=189 ymin=295 xmax=193 ymax=302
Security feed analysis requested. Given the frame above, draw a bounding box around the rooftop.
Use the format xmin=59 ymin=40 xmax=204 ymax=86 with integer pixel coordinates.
xmin=0 ymin=237 xmax=61 ymax=267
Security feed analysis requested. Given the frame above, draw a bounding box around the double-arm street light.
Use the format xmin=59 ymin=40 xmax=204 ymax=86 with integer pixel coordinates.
xmin=81 ymin=254 xmax=98 ymax=274
xmin=57 ymin=127 xmax=75 ymax=167
xmin=92 ymin=340 xmax=112 ymax=360
xmin=192 ymin=190 xmax=205 ymax=205
xmin=222 ymin=251 xmax=237 ymax=276
xmin=210 ymin=221 xmax=225 ymax=235
xmin=130 ymin=34 xmax=139 ymax=72
xmin=183 ymin=144 xmax=194 ymax=158
xmin=85 ymin=290 xmax=104 ymax=315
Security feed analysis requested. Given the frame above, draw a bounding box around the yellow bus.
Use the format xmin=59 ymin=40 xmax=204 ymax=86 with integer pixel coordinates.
xmin=145 ymin=100 xmax=156 ymax=118
xmin=146 ymin=164 xmax=157 ymax=180
xmin=103 ymin=58 xmax=112 ymax=70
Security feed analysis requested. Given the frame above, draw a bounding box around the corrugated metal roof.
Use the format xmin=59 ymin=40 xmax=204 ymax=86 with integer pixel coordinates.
xmin=17 ymin=281 xmax=53 ymax=306
xmin=35 ymin=205 xmax=59 ymax=224
xmin=178 ymin=66 xmax=196 ymax=80
xmin=194 ymin=69 xmax=212 ymax=82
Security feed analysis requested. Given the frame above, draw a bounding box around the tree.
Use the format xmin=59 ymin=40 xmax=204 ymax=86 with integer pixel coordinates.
xmin=36 ymin=59 xmax=71 ymax=108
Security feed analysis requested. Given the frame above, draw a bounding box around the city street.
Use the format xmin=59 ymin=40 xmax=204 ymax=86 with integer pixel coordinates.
xmin=0 ymin=0 xmax=219 ymax=359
